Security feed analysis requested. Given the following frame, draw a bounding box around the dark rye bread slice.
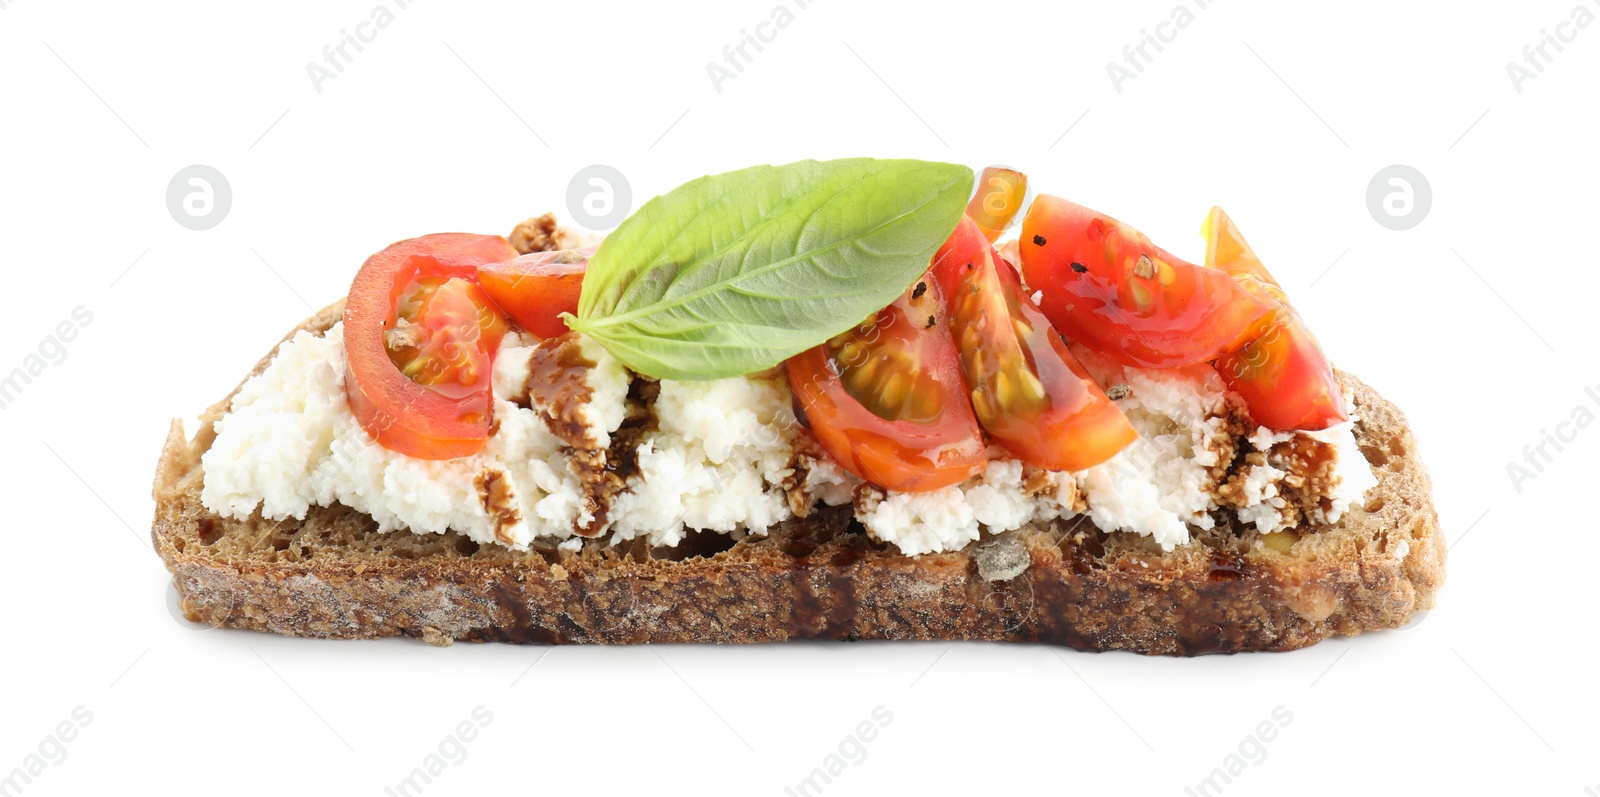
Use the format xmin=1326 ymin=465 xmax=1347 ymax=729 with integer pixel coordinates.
xmin=151 ymin=302 xmax=1445 ymax=654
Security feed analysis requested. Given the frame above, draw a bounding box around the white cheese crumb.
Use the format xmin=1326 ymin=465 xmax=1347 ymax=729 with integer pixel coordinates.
xmin=965 ymin=460 xmax=1038 ymax=530
xmin=1073 ymin=364 xmax=1233 ymax=550
xmin=606 ymin=375 xmax=798 ymax=547
xmin=201 ymin=325 xmax=349 ymax=523
xmin=802 ymin=456 xmax=858 ymax=507
xmin=576 ymin=335 xmax=630 ymax=448
xmin=202 ymin=324 xmax=586 ymax=549
xmin=1306 ymin=411 xmax=1380 ymax=524
xmin=853 ymin=484 xmax=979 ymax=556
xmin=850 ymin=459 xmax=1078 ymax=555
xmin=491 ymin=331 xmax=536 ymax=399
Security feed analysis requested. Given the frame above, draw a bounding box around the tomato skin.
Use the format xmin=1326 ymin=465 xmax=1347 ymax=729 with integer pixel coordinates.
xmin=787 ymin=276 xmax=986 ymax=493
xmin=965 ymin=166 xmax=1029 ymax=243
xmin=1020 ymin=195 xmax=1273 ymax=369
xmin=1202 ymin=208 xmax=1346 ymax=431
xmin=931 ymin=216 xmax=1136 ymax=472
xmin=1215 ymin=297 xmax=1344 ymax=431
xmin=1201 ymin=206 xmax=1278 ymax=287
xmin=476 ymin=247 xmax=595 ymax=339
xmin=344 ymin=233 xmax=518 ymax=460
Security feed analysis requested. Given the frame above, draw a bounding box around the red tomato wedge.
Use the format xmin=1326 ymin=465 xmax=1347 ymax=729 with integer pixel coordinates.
xmin=1201 ymin=206 xmax=1278 ymax=287
xmin=1019 ymin=195 xmax=1273 ymax=369
xmin=476 ymin=247 xmax=595 ymax=339
xmin=787 ymin=274 xmax=986 ymax=493
xmin=965 ymin=166 xmax=1029 ymax=243
xmin=931 ymin=216 xmax=1136 ymax=472
xmin=1201 ymin=208 xmax=1346 ymax=431
xmin=344 ymin=233 xmax=518 ymax=460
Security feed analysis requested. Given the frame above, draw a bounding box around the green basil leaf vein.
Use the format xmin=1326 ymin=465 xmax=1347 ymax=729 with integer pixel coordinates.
xmin=566 ymin=158 xmax=974 ymax=380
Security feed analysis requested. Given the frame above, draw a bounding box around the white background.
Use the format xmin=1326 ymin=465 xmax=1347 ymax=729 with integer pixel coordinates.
xmin=2 ymin=0 xmax=1596 ymax=794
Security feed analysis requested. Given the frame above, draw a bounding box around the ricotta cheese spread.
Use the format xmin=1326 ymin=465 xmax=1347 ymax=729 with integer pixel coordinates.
xmin=201 ymin=322 xmax=1378 ymax=557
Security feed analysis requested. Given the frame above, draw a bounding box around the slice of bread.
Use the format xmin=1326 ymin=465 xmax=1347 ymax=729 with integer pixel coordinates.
xmin=151 ymin=301 xmax=1445 ymax=654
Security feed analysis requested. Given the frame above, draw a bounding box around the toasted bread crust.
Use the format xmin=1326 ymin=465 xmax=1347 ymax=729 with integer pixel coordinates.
xmin=151 ymin=303 xmax=1444 ymax=654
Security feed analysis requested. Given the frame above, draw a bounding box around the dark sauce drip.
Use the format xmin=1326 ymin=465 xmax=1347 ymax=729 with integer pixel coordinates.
xmin=527 ymin=333 xmax=594 ymax=444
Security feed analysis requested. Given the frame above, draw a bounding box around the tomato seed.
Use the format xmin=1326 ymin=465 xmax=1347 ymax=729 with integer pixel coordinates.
xmin=1133 ymin=254 xmax=1156 ymax=279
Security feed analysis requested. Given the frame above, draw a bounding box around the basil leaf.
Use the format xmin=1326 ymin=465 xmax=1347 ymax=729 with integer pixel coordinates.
xmin=566 ymin=158 xmax=973 ymax=380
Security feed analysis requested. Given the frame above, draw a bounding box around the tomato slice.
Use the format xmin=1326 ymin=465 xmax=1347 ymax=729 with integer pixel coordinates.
xmin=1201 ymin=206 xmax=1278 ymax=287
xmin=1019 ymin=195 xmax=1273 ymax=369
xmin=931 ymin=216 xmax=1136 ymax=472
xmin=787 ymin=275 xmax=986 ymax=493
xmin=344 ymin=233 xmax=518 ymax=460
xmin=1201 ymin=208 xmax=1346 ymax=431
xmin=476 ymin=247 xmax=594 ymax=339
xmin=387 ymin=277 xmax=508 ymax=396
xmin=965 ymin=166 xmax=1029 ymax=243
